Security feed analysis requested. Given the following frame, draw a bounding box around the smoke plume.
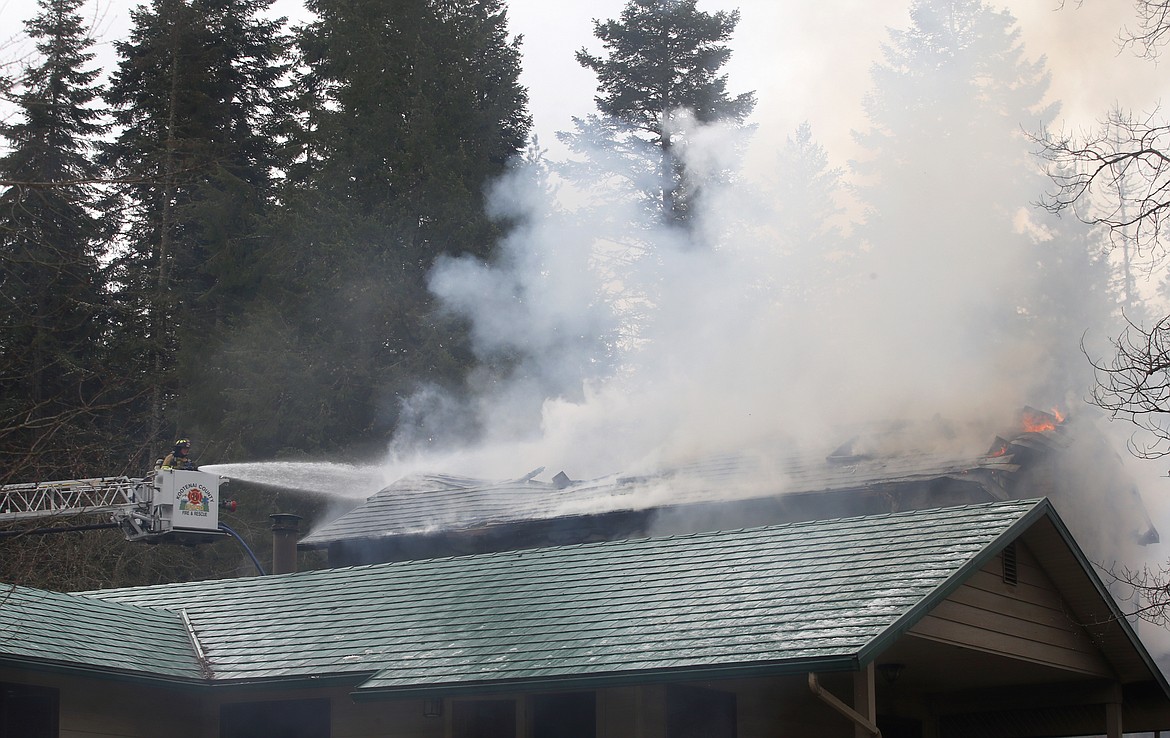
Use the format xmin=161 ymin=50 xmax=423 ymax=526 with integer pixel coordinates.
xmin=386 ymin=113 xmax=1084 ymax=484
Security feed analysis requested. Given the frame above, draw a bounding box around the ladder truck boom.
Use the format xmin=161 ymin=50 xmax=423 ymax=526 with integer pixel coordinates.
xmin=0 ymin=477 xmax=139 ymax=521
xmin=0 ymin=470 xmax=235 ymax=543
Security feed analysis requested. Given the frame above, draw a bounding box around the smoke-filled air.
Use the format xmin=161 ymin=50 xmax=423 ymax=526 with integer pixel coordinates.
xmin=377 ymin=0 xmax=1138 ymax=488
xmin=3 ymin=0 xmax=1165 ymax=494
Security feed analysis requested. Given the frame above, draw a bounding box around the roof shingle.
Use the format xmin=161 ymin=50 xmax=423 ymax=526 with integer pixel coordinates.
xmin=71 ymin=499 xmax=1043 ymax=692
xmin=0 ymin=584 xmax=203 ymax=680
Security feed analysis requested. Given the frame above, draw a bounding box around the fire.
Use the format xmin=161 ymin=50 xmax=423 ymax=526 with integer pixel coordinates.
xmin=987 ymin=437 xmax=1010 ymax=458
xmin=984 ymin=407 xmax=1067 ymax=459
xmin=1020 ymin=407 xmax=1064 ymax=433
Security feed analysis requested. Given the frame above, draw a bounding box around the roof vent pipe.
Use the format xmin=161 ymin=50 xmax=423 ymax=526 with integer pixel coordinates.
xmin=270 ymin=513 xmax=302 ymax=575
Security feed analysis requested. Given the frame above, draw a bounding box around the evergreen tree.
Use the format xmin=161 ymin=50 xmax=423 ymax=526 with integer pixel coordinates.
xmin=0 ymin=0 xmax=119 ymax=481
xmin=218 ymin=0 xmax=532 ymax=458
xmin=102 ymin=0 xmax=292 ymax=463
xmin=292 ymin=0 xmax=529 ymax=267
xmin=560 ymin=0 xmax=755 ymax=232
xmin=771 ymin=121 xmax=852 ymax=300
xmin=852 ymin=0 xmax=1110 ymax=400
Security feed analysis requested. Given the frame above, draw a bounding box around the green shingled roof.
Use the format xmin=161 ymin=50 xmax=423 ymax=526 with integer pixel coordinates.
xmin=11 ymin=498 xmax=1040 ymax=695
xmin=0 ymin=583 xmax=203 ymax=681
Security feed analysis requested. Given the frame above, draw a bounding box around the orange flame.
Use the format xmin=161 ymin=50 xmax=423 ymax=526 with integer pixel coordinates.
xmin=1020 ymin=407 xmax=1064 ymax=433
xmin=987 ymin=438 xmax=1010 ymax=458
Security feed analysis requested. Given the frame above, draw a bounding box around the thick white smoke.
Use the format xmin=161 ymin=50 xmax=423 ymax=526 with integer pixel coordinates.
xmin=386 ymin=109 xmax=1066 ymax=484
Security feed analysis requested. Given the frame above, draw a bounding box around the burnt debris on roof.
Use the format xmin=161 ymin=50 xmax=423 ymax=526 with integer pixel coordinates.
xmin=301 ymin=408 xmax=1158 ymax=568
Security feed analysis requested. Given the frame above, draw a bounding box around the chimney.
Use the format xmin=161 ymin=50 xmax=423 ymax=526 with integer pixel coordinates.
xmin=269 ymin=513 xmax=302 ymax=575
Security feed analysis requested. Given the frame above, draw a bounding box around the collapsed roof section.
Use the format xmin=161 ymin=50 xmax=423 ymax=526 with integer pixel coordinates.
xmin=301 ymin=409 xmax=1159 ymax=565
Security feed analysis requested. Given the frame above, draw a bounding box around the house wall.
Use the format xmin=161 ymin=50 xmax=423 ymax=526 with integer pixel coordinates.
xmin=251 ymin=678 xmax=900 ymax=738
xmin=907 ymin=543 xmax=1114 ymax=676
xmin=597 ymin=685 xmax=644 ymax=738
xmin=595 ymin=675 xmax=877 ymax=738
xmin=729 ymin=674 xmax=881 ymax=738
xmin=214 ymin=686 xmax=441 ymax=738
xmin=16 ymin=664 xmax=1139 ymax=738
xmin=0 ymin=667 xmax=209 ymax=738
xmin=0 ymin=672 xmax=440 ymax=738
xmin=0 ymin=668 xmax=897 ymax=738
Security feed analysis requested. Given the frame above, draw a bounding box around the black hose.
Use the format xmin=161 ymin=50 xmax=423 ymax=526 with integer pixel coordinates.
xmin=217 ymin=523 xmax=267 ymax=576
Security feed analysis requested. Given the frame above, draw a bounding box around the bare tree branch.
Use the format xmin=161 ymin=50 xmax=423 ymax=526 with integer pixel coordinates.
xmin=1099 ymin=560 xmax=1170 ymax=627
xmin=1120 ymin=0 xmax=1170 ymax=59
xmin=1037 ymin=107 xmax=1170 ymax=259
xmin=1085 ymin=313 xmax=1170 ymax=457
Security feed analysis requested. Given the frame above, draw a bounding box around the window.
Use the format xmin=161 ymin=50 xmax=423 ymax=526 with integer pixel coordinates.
xmin=877 ymin=715 xmax=923 ymax=738
xmin=0 ymin=682 xmax=58 ymax=738
xmin=220 ymin=698 xmax=330 ymax=738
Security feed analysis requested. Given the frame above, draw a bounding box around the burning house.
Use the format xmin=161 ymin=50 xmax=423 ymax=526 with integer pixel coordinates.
xmin=3 ymin=408 xmax=1170 ymax=736
xmin=300 ymin=408 xmax=1159 ymax=569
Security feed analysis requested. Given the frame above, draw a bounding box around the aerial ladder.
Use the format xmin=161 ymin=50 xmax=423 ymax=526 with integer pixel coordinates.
xmin=0 ymin=469 xmax=236 ymax=544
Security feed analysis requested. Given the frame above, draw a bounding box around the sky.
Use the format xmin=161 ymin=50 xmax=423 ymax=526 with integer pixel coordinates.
xmin=507 ymin=0 xmax=1168 ymax=174
xmin=2 ymin=0 xmax=1166 ymax=169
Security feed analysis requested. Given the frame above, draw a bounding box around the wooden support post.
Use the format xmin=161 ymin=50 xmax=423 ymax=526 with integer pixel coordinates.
xmin=1105 ymin=700 xmax=1122 ymax=738
xmin=809 ymin=673 xmax=880 ymax=737
xmin=854 ymin=663 xmax=877 ymax=738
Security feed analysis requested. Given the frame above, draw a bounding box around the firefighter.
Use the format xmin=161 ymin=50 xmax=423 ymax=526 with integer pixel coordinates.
xmin=162 ymin=439 xmax=196 ymax=470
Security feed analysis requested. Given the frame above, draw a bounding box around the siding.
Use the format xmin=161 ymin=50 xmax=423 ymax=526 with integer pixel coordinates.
xmin=0 ymin=667 xmax=207 ymax=738
xmin=907 ymin=543 xmax=1113 ymax=676
xmin=215 ymin=686 xmax=440 ymax=738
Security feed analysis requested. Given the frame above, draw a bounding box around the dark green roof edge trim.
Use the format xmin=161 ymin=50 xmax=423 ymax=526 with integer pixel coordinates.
xmin=349 ymin=656 xmax=861 ymax=702
xmin=856 ymin=498 xmax=1052 ymax=666
xmin=200 ymin=672 xmax=377 ymax=693
xmin=0 ymin=656 xmax=203 ymax=690
xmin=0 ymin=655 xmax=376 ymax=694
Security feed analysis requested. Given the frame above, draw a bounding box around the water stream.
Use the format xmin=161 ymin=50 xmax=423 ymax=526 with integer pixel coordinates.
xmin=199 ymin=461 xmax=390 ymax=498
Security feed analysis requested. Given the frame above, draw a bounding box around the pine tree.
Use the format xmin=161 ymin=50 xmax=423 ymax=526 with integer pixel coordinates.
xmin=771 ymin=122 xmax=852 ymax=300
xmin=560 ymin=0 xmax=755 ymax=232
xmin=292 ymin=0 xmax=529 ymax=266
xmin=102 ymin=0 xmax=292 ymax=461
xmin=222 ymin=0 xmax=533 ymax=457
xmin=852 ymin=0 xmax=1108 ymax=400
xmin=0 ymin=0 xmax=119 ymax=480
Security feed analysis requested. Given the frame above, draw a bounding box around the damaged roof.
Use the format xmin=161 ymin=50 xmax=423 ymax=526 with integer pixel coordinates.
xmin=2 ymin=499 xmax=1162 ymax=699
xmin=298 ymin=418 xmax=1047 ymax=549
